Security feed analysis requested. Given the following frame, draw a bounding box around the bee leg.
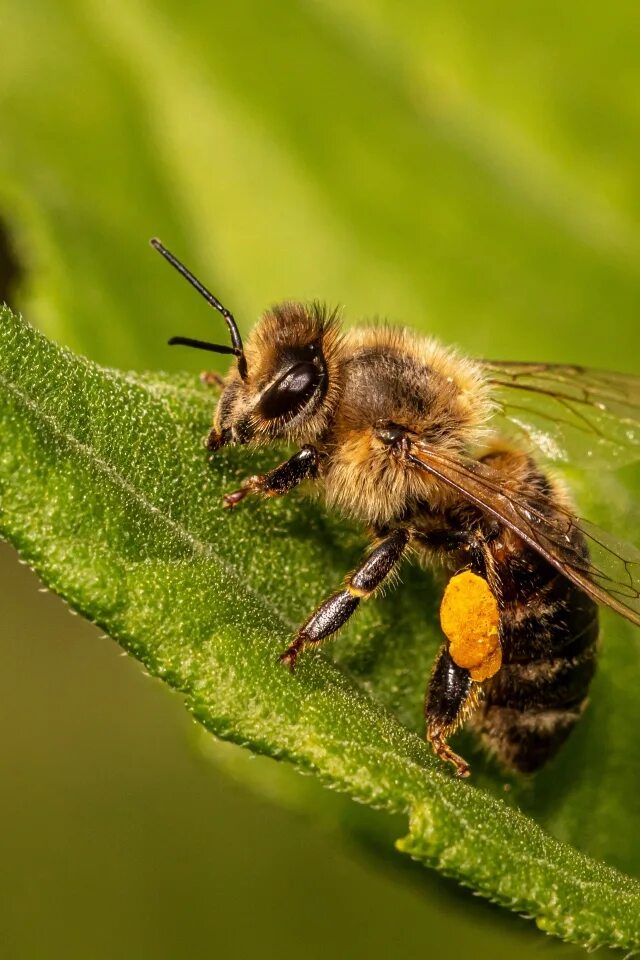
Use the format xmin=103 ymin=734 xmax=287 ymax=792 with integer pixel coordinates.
xmin=425 ymin=646 xmax=480 ymax=778
xmin=200 ymin=370 xmax=226 ymax=389
xmin=223 ymin=445 xmax=319 ymax=508
xmin=279 ymin=528 xmax=410 ymax=670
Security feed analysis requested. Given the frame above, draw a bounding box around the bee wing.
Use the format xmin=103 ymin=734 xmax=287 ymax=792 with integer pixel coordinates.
xmin=480 ymin=360 xmax=640 ymax=468
xmin=407 ymin=443 xmax=640 ymax=626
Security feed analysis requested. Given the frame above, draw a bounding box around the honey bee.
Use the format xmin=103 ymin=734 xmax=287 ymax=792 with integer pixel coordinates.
xmin=152 ymin=238 xmax=640 ymax=778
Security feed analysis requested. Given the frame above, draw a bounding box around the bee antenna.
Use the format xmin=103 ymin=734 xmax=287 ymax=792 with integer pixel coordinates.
xmin=167 ymin=336 xmax=239 ymax=356
xmin=150 ymin=237 xmax=248 ymax=380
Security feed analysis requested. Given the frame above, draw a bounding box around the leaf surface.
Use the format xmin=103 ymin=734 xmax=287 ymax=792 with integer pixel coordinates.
xmin=1 ymin=305 xmax=639 ymax=951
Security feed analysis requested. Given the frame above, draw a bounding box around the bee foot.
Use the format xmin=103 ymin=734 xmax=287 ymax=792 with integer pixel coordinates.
xmin=200 ymin=370 xmax=226 ymax=389
xmin=223 ymin=475 xmax=267 ymax=508
xmin=427 ymin=727 xmax=471 ymax=778
xmin=278 ymin=638 xmax=304 ymax=672
xmin=223 ymin=488 xmax=250 ymax=509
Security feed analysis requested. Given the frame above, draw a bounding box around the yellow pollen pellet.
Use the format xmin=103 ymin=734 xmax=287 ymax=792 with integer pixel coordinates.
xmin=440 ymin=570 xmax=502 ymax=681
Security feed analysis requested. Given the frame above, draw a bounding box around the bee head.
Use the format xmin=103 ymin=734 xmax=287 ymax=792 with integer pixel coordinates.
xmin=209 ymin=301 xmax=342 ymax=449
xmin=151 ymin=240 xmax=342 ymax=450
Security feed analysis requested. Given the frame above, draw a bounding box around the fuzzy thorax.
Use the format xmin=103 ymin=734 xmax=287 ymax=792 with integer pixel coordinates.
xmin=320 ymin=326 xmax=495 ymax=526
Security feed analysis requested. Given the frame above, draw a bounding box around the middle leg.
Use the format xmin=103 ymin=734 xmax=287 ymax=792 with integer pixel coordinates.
xmin=279 ymin=528 xmax=410 ymax=670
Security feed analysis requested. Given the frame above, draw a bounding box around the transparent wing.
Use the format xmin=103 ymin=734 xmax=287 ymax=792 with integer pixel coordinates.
xmin=407 ymin=442 xmax=640 ymax=626
xmin=481 ymin=360 xmax=640 ymax=468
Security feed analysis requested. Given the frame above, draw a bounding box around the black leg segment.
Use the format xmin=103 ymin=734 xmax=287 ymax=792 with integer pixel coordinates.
xmin=350 ymin=530 xmax=409 ymax=594
xmin=279 ymin=528 xmax=410 ymax=670
xmin=425 ymin=645 xmax=476 ymax=778
xmin=223 ymin=445 xmax=319 ymax=508
xmin=426 ymin=646 xmax=473 ymax=730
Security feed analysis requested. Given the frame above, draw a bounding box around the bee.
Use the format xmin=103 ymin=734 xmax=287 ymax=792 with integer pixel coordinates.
xmin=152 ymin=238 xmax=640 ymax=778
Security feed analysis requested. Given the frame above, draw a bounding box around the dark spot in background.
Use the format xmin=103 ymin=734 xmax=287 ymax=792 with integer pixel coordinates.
xmin=0 ymin=215 xmax=23 ymax=307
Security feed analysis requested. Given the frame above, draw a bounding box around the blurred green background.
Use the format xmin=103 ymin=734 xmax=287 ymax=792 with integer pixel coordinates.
xmin=1 ymin=1 xmax=639 ymax=957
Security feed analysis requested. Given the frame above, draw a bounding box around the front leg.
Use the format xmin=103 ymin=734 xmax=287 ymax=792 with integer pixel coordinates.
xmin=223 ymin=445 xmax=319 ymax=508
xmin=279 ymin=528 xmax=410 ymax=670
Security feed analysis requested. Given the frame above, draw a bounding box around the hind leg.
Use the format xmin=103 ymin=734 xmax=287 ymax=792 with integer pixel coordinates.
xmin=425 ymin=570 xmax=502 ymax=776
xmin=425 ymin=647 xmax=480 ymax=778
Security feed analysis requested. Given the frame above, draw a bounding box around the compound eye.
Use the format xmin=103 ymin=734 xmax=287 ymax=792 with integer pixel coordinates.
xmin=258 ymin=361 xmax=322 ymax=421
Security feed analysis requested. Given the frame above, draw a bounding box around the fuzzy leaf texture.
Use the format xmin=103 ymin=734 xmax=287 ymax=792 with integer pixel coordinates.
xmin=1 ymin=305 xmax=639 ymax=951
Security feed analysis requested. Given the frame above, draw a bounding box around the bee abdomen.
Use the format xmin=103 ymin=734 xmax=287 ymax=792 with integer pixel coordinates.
xmin=478 ymin=584 xmax=599 ymax=773
xmin=478 ymin=702 xmax=588 ymax=774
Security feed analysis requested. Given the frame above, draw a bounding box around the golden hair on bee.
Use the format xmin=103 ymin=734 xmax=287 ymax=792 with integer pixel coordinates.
xmin=319 ymin=323 xmax=496 ymax=526
xmin=153 ymin=237 xmax=640 ymax=780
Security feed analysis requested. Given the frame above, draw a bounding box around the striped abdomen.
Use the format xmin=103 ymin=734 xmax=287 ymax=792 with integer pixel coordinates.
xmin=477 ymin=539 xmax=599 ymax=773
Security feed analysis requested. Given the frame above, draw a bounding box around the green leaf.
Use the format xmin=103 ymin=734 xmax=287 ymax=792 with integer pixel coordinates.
xmin=2 ymin=304 xmax=639 ymax=951
xmin=3 ymin=2 xmax=640 ymax=952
